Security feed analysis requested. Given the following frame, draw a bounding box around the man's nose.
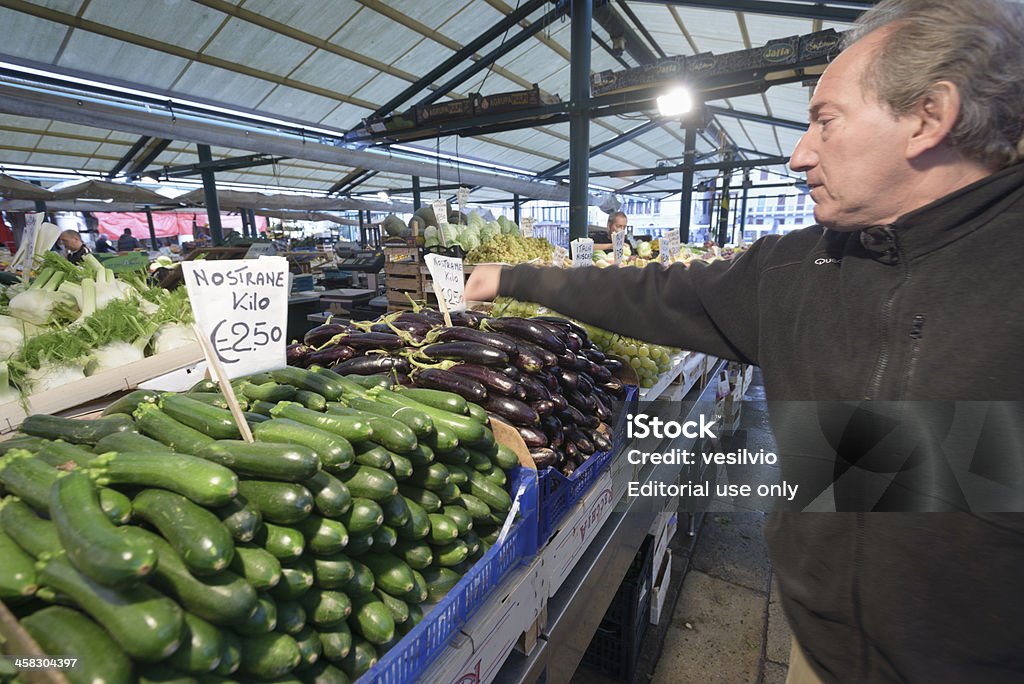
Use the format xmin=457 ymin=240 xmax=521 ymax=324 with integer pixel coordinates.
xmin=789 ymin=130 xmax=816 ymax=172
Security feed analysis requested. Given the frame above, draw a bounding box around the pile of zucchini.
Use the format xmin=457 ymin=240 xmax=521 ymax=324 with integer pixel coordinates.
xmin=0 ymin=364 xmax=519 ymax=684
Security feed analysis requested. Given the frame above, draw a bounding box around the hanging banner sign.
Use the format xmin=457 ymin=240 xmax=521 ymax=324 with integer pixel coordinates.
xmin=521 ymin=216 xmax=535 ymax=238
xmin=570 ymin=238 xmax=594 ymax=267
xmin=182 ymin=256 xmax=289 ymax=379
xmin=423 ymin=253 xmax=466 ymax=313
xmin=613 ymin=231 xmax=625 ymax=265
xmin=664 ymin=228 xmax=681 ymax=258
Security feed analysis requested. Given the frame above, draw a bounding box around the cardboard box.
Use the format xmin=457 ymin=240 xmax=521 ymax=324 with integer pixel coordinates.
xmin=649 ymin=550 xmax=673 ymax=625
xmin=649 ymin=512 xmax=678 ymax=586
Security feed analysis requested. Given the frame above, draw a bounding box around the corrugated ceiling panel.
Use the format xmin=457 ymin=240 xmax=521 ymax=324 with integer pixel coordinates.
xmin=171 ymin=64 xmax=278 ymax=109
xmin=381 ymin=1 xmax=467 ymax=28
xmin=388 ymin=39 xmax=452 ymax=81
xmin=256 ymin=85 xmax=343 ymax=123
xmin=28 ymin=0 xmax=85 ymax=12
xmin=765 ymin=83 xmax=813 ymax=122
xmin=350 ymin=73 xmax=409 ymax=108
xmin=425 ymin=1 xmax=502 ymax=37
xmin=741 ymin=14 xmax=814 ymax=42
xmin=103 ymin=130 xmax=138 ymax=143
xmin=1 ymin=151 xmax=31 ymax=164
xmin=81 ymin=1 xmax=222 ymax=53
xmin=26 ymin=152 xmax=91 ymax=167
xmin=625 ymin=4 xmax=697 ymax=56
xmin=775 ymin=129 xmax=804 ymax=158
xmin=0 ymin=9 xmax=67 ymax=63
xmin=203 ymin=19 xmax=315 ymax=77
xmin=57 ymin=31 xmax=190 ymax=90
xmin=239 ymin=0 xmax=362 ymax=41
xmin=0 ymin=131 xmax=42 ymax=148
xmin=317 ymin=102 xmax=374 ymax=131
xmin=715 ymin=117 xmax=757 ymax=151
xmin=0 ymin=115 xmax=50 ymax=130
xmin=459 ymin=72 xmax=524 ymax=98
xmin=42 ymin=121 xmax=107 ymax=139
xmin=335 ymin=9 xmax=427 ymax=63
xmin=672 ymin=7 xmax=747 ymax=55
xmin=290 ymin=51 xmax=381 ymax=96
xmin=722 ymin=95 xmax=769 ymax=117
xmin=92 ymin=142 xmax=130 ymax=159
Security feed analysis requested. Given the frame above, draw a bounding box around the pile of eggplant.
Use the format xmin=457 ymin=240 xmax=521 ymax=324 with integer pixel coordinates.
xmin=289 ymin=309 xmax=629 ymax=476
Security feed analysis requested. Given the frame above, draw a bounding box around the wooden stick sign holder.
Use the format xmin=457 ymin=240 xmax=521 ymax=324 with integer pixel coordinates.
xmin=194 ymin=324 xmax=254 ymax=442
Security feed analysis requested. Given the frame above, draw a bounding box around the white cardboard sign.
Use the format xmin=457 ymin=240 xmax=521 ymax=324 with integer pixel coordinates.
xmin=664 ymin=228 xmax=681 ymax=258
xmin=423 ymin=253 xmax=466 ymax=312
xmin=613 ymin=231 xmax=625 ymax=265
xmin=182 ymin=256 xmax=289 ymax=379
xmin=457 ymin=187 xmax=470 ymax=219
xmin=659 ymin=238 xmax=671 ymax=266
xmin=554 ymin=245 xmax=569 ymax=267
xmin=521 ymin=216 xmax=535 ymax=238
xmin=570 ymin=238 xmax=594 ymax=268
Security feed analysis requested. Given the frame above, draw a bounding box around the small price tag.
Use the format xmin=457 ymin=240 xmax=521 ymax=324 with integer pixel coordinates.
xmin=659 ymin=238 xmax=671 ymax=266
xmin=182 ymin=256 xmax=289 ymax=379
xmin=431 ymin=199 xmax=449 ymax=228
xmin=554 ymin=245 xmax=569 ymax=267
xmin=570 ymin=238 xmax=594 ymax=268
xmin=521 ymin=217 xmax=535 ymax=238
xmin=423 ymin=253 xmax=466 ymax=313
xmin=613 ymin=231 xmax=625 ymax=265
xmin=665 ymin=228 xmax=681 ymax=258
xmin=456 ymin=187 xmax=470 ymax=218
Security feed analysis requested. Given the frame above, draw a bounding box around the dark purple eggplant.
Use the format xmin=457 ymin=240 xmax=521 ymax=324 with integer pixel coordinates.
xmin=484 ymin=395 xmax=539 ymax=427
xmin=334 ymin=332 xmax=405 ymax=351
xmin=498 ymin=365 xmax=521 ymax=381
xmin=582 ymin=348 xmax=606 ymax=364
xmin=549 ymin=393 xmax=568 ymax=413
xmin=304 ymin=323 xmax=350 ymax=347
xmin=563 ymin=440 xmax=579 ymax=463
xmin=420 ymin=342 xmax=509 ymax=367
xmin=429 ymin=327 xmax=519 ymax=358
xmin=577 ymin=373 xmax=595 ymax=396
xmin=331 ymin=355 xmax=411 ymax=376
xmin=540 ymin=415 xmax=564 ymax=445
xmin=450 ymin=310 xmax=487 ymax=328
xmin=517 ymin=342 xmax=558 ymax=368
xmin=287 ymin=343 xmax=316 ymax=367
xmin=529 ymin=448 xmax=558 ymax=469
xmin=586 ymin=426 xmax=614 ymax=452
xmin=566 ymin=388 xmax=596 ymax=413
xmin=516 ymin=425 xmax=548 ymax=449
xmin=553 ymin=368 xmax=579 ymax=391
xmin=371 ymin=321 xmax=430 ymax=339
xmin=530 ymin=315 xmax=589 ymax=341
xmin=564 ymin=332 xmax=584 ymax=354
xmin=600 ymin=377 xmax=627 ymax=399
xmin=557 ymin=349 xmax=578 ymax=368
xmin=588 ymin=361 xmax=612 ymax=383
xmin=537 ymin=371 xmax=559 ymax=393
xmin=411 ymin=368 xmax=487 ymax=403
xmin=532 ymin=399 xmax=555 ymax=417
xmin=305 ymin=344 xmax=357 ymax=367
xmin=591 ymin=393 xmax=612 ymax=422
xmin=569 ymin=426 xmax=595 ymax=455
xmin=520 ymin=375 xmax=550 ymax=402
xmin=484 ymin=317 xmax=565 ymax=352
xmin=394 ymin=373 xmax=413 ymax=386
xmin=449 ymin=364 xmax=523 ymax=399
xmin=603 ymin=358 xmax=625 ymax=373
xmin=558 ymin=405 xmax=600 ymax=430
xmin=514 ymin=347 xmax=544 ymax=374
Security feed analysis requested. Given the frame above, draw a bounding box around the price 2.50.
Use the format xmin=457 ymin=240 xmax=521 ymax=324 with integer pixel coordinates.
xmin=211 ymin=319 xmax=282 ymax=364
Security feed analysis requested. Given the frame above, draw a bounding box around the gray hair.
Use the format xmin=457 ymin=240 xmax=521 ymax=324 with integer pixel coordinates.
xmin=845 ymin=0 xmax=1024 ymax=169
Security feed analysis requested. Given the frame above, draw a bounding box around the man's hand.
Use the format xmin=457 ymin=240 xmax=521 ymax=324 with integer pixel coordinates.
xmin=464 ymin=264 xmax=503 ymax=302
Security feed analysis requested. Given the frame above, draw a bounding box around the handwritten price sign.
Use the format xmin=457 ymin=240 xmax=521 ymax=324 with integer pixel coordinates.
xmin=424 ymin=253 xmax=466 ymax=313
xmin=457 ymin=187 xmax=470 ymax=218
xmin=570 ymin=238 xmax=594 ymax=268
xmin=659 ymin=237 xmax=671 ymax=266
xmin=521 ymin=216 xmax=535 ymax=238
xmin=613 ymin=231 xmax=625 ymax=265
xmin=664 ymin=228 xmax=681 ymax=259
xmin=182 ymin=257 xmax=289 ymax=378
xmin=554 ymin=245 xmax=569 ymax=267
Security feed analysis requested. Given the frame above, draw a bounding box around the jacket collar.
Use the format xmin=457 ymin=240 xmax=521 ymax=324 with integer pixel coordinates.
xmin=859 ymin=164 xmax=1024 ymax=263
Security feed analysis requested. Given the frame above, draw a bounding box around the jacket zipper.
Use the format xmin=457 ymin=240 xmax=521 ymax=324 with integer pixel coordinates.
xmin=901 ymin=314 xmax=927 ymax=395
xmin=866 ymin=263 xmax=911 ymax=399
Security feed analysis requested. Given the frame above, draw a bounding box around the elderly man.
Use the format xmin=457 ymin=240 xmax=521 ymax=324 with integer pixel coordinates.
xmin=58 ymin=229 xmax=90 ymax=265
xmin=466 ymin=0 xmax=1024 ymax=681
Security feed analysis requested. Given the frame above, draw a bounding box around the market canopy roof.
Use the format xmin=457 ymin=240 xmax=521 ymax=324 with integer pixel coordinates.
xmin=0 ymin=173 xmax=53 ymax=200
xmin=48 ymin=179 xmax=170 ymax=203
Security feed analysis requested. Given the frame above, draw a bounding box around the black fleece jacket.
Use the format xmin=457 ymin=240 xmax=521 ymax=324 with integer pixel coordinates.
xmin=499 ymin=164 xmax=1024 ymax=683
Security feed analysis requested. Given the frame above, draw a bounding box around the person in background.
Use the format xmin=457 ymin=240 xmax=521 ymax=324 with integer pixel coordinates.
xmin=58 ymin=230 xmax=90 ymax=265
xmin=465 ymin=1 xmax=1024 ymax=681
xmin=590 ymin=210 xmax=630 ymax=249
xmin=94 ymin=233 xmax=115 ymax=253
xmin=117 ymin=228 xmax=140 ymax=251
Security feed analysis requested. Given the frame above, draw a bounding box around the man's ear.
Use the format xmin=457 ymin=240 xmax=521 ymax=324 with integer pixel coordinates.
xmin=906 ymin=80 xmax=960 ymax=159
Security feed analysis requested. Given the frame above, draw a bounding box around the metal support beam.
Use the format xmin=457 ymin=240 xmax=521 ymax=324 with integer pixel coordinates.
xmin=680 ymin=125 xmax=697 ymax=243
xmin=107 ymin=135 xmax=151 ymax=179
xmin=716 ymin=169 xmax=733 ymax=247
xmin=196 ymin=144 xmax=224 ymax=246
xmin=144 ymin=207 xmax=157 ymax=248
xmin=539 ymin=120 xmax=661 ymax=178
xmin=248 ymin=209 xmax=258 ymax=237
xmin=125 ymin=138 xmax=172 ymax=177
xmin=739 ymin=172 xmax=751 ymax=241
xmin=615 ymin=0 xmax=668 ymax=58
xmin=627 ymin=0 xmax=874 ymax=23
xmin=513 ymin=194 xmax=521 ymax=224
xmin=593 ymin=2 xmax=658 ymax=64
xmin=240 ymin=209 xmax=251 ymax=238
xmin=583 ymin=155 xmax=790 ymax=178
xmin=412 ymin=176 xmax=422 ymax=210
xmin=328 ymin=169 xmax=378 ymax=196
xmin=141 ymin=153 xmax=284 ymax=180
xmin=705 ymin=105 xmax=808 ymax=132
xmin=569 ymin=0 xmax=592 ymax=242
xmin=369 ymin=0 xmax=551 ymax=118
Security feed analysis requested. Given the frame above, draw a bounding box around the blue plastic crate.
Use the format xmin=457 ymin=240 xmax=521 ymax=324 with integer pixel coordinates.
xmin=361 ymin=465 xmax=539 ymax=683
xmin=538 ymin=384 xmax=638 ymax=543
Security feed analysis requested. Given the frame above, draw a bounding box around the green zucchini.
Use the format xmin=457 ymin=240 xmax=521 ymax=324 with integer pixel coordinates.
xmin=373 ymin=589 xmax=410 ymax=625
xmin=185 ymin=392 xmax=232 ymax=410
xmin=371 ymin=525 xmax=398 ymax=553
xmin=21 ymin=606 xmax=133 ymax=684
xmin=166 ymin=612 xmax=225 ymax=674
xmin=405 ymin=443 xmax=435 ymax=468
xmin=244 ymin=411 xmax=271 ymax=425
xmin=215 ymin=496 xmax=262 ymax=543
xmin=441 ymin=506 xmax=473 ymax=535
xmin=352 ymin=444 xmax=394 ymax=470
xmin=235 ymin=594 xmax=278 ymax=635
xmin=337 ymin=465 xmax=397 ymax=502
xmin=162 ymin=394 xmax=243 ymax=440
xmin=478 ymin=526 xmax=500 ymax=545
xmin=133 ymin=403 xmax=215 ymax=455
xmin=238 ymin=480 xmax=314 ymax=525
xmin=295 ymin=514 xmax=349 ymax=555
xmin=0 ymin=451 xmax=63 ymax=513
xmin=197 ymin=440 xmax=320 ymax=482
xmin=466 ymin=448 xmax=493 ymax=472
xmin=343 ymin=395 xmax=433 ymax=438
xmin=0 ymin=434 xmax=47 ymax=454
xmin=459 ymin=492 xmax=491 ymax=522
xmin=293 ymin=625 xmax=323 ymax=671
xmin=95 ymin=430 xmax=174 ymax=454
xmin=443 ymin=464 xmax=469 ymax=486
xmin=400 ymin=569 xmax=428 ymax=604
xmin=405 ymin=462 xmax=451 ymax=491
xmin=299 ymin=589 xmax=352 ymax=628
xmin=133 ymin=489 xmax=235 ymax=576
xmin=466 ymin=401 xmax=488 ymax=424
xmin=465 ymin=470 xmax=512 ymax=513
xmin=252 ymin=523 xmax=305 ymax=561
xmin=269 ymin=561 xmax=314 ymax=601
xmin=253 ymin=419 xmax=353 ymax=473
xmin=436 ymin=481 xmax=463 ymax=505
xmin=52 ymin=471 xmax=157 ymax=587
xmin=189 ymin=378 xmax=221 ymax=393
xmin=433 ymin=539 xmax=470 ymax=567
xmin=270 ymin=367 xmax=347 ymax=401
xmin=38 ymin=555 xmax=183 ymax=662
xmin=275 ymin=600 xmax=307 ymax=635
xmin=305 ymin=471 xmax=352 ymax=518
xmin=310 ymin=554 xmax=355 ymax=589
xmin=399 ymin=387 xmax=468 ymax=415
xmin=269 ymin=402 xmax=372 ymax=443
xmin=229 ymin=544 xmax=282 ymax=591
xmin=359 ymin=554 xmax=415 ymax=596
xmin=436 ymin=447 xmax=471 ymax=467
xmin=134 ymin=527 xmax=256 ymax=625
xmin=303 ymin=660 xmax=350 ymax=684
xmin=36 ymin=439 xmax=98 ymax=466
xmin=376 ymin=390 xmax=485 ymax=444
xmin=295 ymin=390 xmax=328 ymax=412
xmin=239 ymin=632 xmax=301 ymax=680
xmin=396 ymin=497 xmax=430 ymax=541
xmin=391 ymin=539 xmax=433 ymax=570
xmin=398 ymin=484 xmax=441 ymax=513
xmin=379 ymin=494 xmax=411 ymax=528
xmin=338 ymin=498 xmax=384 ymax=535
xmin=0 ymin=527 xmax=38 ymax=600
xmin=348 ymin=592 xmax=395 ymax=646
xmin=389 ymin=452 xmax=413 ymax=480
xmin=317 ymin=622 xmax=353 ymax=663
xmin=249 ymin=400 xmax=278 ymax=417
xmin=428 ymin=513 xmax=459 ymax=544
xmin=137 ymin=665 xmax=199 ymax=683
xmin=422 ymin=423 xmax=460 ymax=453
xmin=493 ymin=443 xmax=519 ymax=470
xmin=216 ymin=632 xmax=242 ymax=676
xmin=462 ymin=530 xmax=482 ymax=558
xmin=407 ymin=601 xmax=424 ymax=627
xmin=484 ymin=467 xmax=507 ymax=488
xmin=327 ymin=405 xmax=416 ymax=454
xmin=241 ymin=381 xmax=296 ymax=403
xmin=343 ymin=531 xmax=374 ymax=556
xmin=346 ymin=373 xmax=395 ymax=390
xmin=19 ymin=413 xmax=135 ymax=445
xmin=0 ymin=498 xmax=61 ymax=558
xmin=339 ymin=636 xmax=378 ymax=680
xmin=342 ymin=561 xmax=375 ymax=595
xmin=421 ymin=566 xmax=462 ymax=603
